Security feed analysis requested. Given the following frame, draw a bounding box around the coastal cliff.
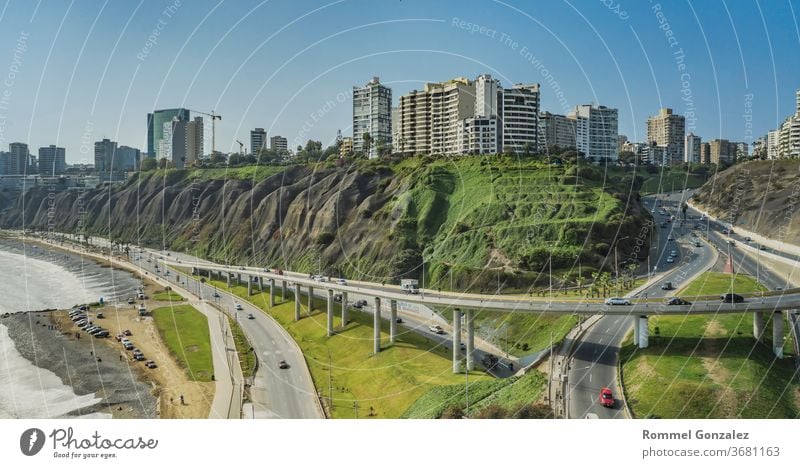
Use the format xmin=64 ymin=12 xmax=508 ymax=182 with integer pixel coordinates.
xmin=0 ymin=157 xmax=649 ymax=290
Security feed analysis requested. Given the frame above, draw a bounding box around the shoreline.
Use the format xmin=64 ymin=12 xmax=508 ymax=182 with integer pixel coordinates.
xmin=0 ymin=238 xmax=164 ymax=419
xmin=1 ymin=310 xmax=157 ymax=418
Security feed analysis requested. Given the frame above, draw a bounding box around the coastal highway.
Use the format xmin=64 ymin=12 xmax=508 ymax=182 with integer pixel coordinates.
xmin=567 ymin=190 xmax=717 ymax=419
xmin=133 ymin=252 xmax=323 ymax=419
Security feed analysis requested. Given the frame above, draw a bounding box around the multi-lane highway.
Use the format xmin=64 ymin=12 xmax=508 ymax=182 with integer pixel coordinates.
xmin=567 ymin=189 xmax=717 ymax=419
xmin=132 ymin=249 xmax=324 ymax=419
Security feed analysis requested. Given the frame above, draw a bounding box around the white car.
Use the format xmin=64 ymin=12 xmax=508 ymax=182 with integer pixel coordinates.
xmin=235 ymin=303 xmax=243 ymax=311
xmin=337 ymin=278 xmax=347 ymax=285
xmin=666 ymin=257 xmax=674 ymax=263
xmin=312 ymin=275 xmax=327 ymax=283
xmin=428 ymin=324 xmax=444 ymax=334
xmin=604 ymin=297 xmax=631 ymax=306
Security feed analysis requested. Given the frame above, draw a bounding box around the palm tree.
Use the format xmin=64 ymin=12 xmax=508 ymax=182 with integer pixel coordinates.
xmin=560 ymin=272 xmax=570 ymax=294
xmin=591 ymin=272 xmax=600 ymax=298
xmin=599 ymin=271 xmax=611 ymax=297
xmin=575 ymin=275 xmax=585 ymax=297
xmin=362 ymin=132 xmax=372 ymax=158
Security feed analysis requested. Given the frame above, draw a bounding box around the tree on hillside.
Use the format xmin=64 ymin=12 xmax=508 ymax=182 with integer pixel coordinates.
xmin=140 ymin=158 xmax=158 ymax=171
xmin=362 ymin=132 xmax=372 ymax=158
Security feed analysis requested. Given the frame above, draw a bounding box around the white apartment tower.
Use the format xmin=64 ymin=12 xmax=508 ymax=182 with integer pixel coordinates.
xmin=352 ymin=76 xmax=392 ymax=158
xmin=684 ymin=133 xmax=701 ymax=164
xmin=250 ymin=128 xmax=267 ymax=155
xmin=568 ymin=104 xmax=619 ymax=161
xmin=501 ymin=83 xmax=540 ymax=154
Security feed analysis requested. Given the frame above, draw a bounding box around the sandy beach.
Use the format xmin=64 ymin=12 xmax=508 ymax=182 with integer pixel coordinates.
xmin=0 ymin=237 xmax=212 ymax=419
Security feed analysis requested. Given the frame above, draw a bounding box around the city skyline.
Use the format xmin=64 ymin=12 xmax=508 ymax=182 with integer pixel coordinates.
xmin=0 ymin=1 xmax=798 ymax=163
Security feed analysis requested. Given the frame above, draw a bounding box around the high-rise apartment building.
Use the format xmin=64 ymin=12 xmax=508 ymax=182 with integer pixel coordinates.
xmin=397 ymin=88 xmax=432 ymax=156
xmin=94 ymin=139 xmax=117 ymax=173
xmin=352 ymin=76 xmax=392 ymax=158
xmin=250 ymin=128 xmax=267 ymax=155
xmin=148 ymin=108 xmax=190 ymax=160
xmin=568 ymin=105 xmax=619 ymax=161
xmin=700 ymin=142 xmax=711 ymax=164
xmin=709 ymin=139 xmax=737 ymax=164
xmin=501 ymin=83 xmax=540 ymax=154
xmin=684 ymin=133 xmax=701 ymax=164
xmin=115 ymin=146 xmax=141 ymax=171
xmin=270 ymin=135 xmax=288 ymax=154
xmin=38 ymin=145 xmax=66 ymax=175
xmin=767 ymin=130 xmax=780 ymax=159
xmin=185 ymin=117 xmax=204 ymax=165
xmin=647 ymin=108 xmax=685 ymax=166
xmin=538 ymin=111 xmax=577 ymax=150
xmin=8 ymin=142 xmax=30 ymax=175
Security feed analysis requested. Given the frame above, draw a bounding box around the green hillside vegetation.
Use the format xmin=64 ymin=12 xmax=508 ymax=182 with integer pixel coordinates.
xmin=621 ymin=273 xmax=799 ymax=418
xmin=384 ymin=156 xmax=648 ymax=291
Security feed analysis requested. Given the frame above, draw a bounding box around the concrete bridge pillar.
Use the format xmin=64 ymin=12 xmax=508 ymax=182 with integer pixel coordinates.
xmin=247 ymin=276 xmax=253 ymax=296
xmin=308 ymin=286 xmax=314 ymax=314
xmin=192 ymin=267 xmax=198 ymax=275
xmin=341 ymin=292 xmax=348 ymax=325
xmin=633 ymin=318 xmax=640 ymax=346
xmin=466 ymin=310 xmax=475 ymax=371
xmin=637 ymin=315 xmax=649 ymax=349
xmin=773 ymin=311 xmax=784 ymax=358
xmin=207 ymin=270 xmax=212 ymax=281
xmin=226 ymin=272 xmax=231 ymax=288
xmin=453 ymin=309 xmax=462 ymax=373
xmin=281 ymin=280 xmax=287 ymax=301
xmin=237 ymin=273 xmax=242 ymax=285
xmin=258 ymin=276 xmax=264 ymax=292
xmin=373 ymin=297 xmax=381 ymax=354
xmin=294 ymin=283 xmax=301 ymax=321
xmin=269 ymin=279 xmax=275 ymax=307
xmin=753 ymin=311 xmax=765 ymax=342
xmin=389 ymin=300 xmax=398 ymax=344
xmin=327 ymin=289 xmax=334 ymax=337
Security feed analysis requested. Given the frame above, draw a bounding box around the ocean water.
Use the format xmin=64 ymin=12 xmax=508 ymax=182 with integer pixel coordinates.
xmin=0 ymin=246 xmax=139 ymax=418
xmin=0 ymin=324 xmax=108 ymax=418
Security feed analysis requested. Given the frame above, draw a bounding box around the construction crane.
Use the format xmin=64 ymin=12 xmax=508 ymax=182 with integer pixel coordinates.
xmin=189 ymin=109 xmax=222 ymax=157
xmin=235 ymin=140 xmax=245 ymax=155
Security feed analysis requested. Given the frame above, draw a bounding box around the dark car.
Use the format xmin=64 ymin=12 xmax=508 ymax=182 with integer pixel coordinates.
xmin=721 ymin=293 xmax=745 ymax=303
xmin=665 ymin=297 xmax=691 ymax=306
xmin=278 ymin=360 xmax=289 ymax=369
xmin=661 ymin=282 xmax=674 ymax=290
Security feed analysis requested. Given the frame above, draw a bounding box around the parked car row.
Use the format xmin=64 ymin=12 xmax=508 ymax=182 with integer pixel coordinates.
xmin=68 ymin=308 xmax=109 ymax=337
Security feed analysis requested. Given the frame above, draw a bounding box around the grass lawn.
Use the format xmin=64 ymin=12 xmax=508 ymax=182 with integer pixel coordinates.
xmin=206 ymin=279 xmax=491 ymax=418
xmin=402 ymin=371 xmax=548 ymax=418
xmin=678 ymin=272 xmax=768 ymax=298
xmin=152 ymin=305 xmax=214 ymax=382
xmin=152 ymin=290 xmax=185 ymax=302
xmin=621 ymin=271 xmax=799 ymax=418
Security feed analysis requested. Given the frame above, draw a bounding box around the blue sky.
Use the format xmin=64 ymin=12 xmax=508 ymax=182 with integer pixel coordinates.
xmin=0 ymin=0 xmax=797 ymax=162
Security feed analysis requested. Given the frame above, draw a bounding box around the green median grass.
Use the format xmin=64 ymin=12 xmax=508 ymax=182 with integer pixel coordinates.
xmin=206 ymin=279 xmax=490 ymax=418
xmin=402 ymin=371 xmax=548 ymax=418
xmin=152 ymin=290 xmax=185 ymax=302
xmin=152 ymin=305 xmax=214 ymax=382
xmin=228 ymin=317 xmax=256 ymax=379
xmin=621 ymin=272 xmax=799 ymax=418
xmin=678 ymin=271 xmax=768 ymax=298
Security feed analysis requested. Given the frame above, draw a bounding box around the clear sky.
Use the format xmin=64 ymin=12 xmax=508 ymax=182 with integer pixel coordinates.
xmin=0 ymin=0 xmax=797 ymax=163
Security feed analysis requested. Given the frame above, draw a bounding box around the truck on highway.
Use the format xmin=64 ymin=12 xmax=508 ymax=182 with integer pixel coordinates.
xmin=401 ymin=279 xmax=419 ymax=294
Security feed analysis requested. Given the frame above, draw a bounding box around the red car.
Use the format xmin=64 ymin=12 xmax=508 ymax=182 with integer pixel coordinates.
xmin=599 ymin=387 xmax=615 ymax=408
